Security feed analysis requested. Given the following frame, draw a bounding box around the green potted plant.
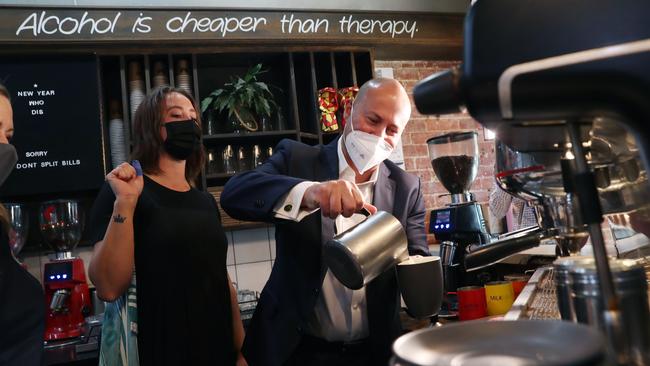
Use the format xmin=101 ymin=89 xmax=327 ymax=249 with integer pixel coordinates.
xmin=201 ymin=63 xmax=279 ymax=133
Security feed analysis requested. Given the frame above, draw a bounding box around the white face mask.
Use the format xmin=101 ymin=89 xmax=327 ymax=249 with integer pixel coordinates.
xmin=344 ymin=107 xmax=395 ymax=174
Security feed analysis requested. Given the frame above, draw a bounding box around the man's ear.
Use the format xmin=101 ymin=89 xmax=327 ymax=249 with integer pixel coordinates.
xmin=343 ymin=108 xmax=352 ymax=129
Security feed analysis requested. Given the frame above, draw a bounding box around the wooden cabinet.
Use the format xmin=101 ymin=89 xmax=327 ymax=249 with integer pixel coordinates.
xmin=99 ymin=50 xmax=374 ymax=228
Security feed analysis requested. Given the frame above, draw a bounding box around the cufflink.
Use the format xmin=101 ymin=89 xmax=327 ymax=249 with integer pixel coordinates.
xmin=284 ymin=204 xmax=293 ymax=212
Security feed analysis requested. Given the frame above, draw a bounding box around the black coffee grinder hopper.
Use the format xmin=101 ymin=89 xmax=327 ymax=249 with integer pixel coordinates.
xmin=427 ymin=131 xmax=491 ymax=316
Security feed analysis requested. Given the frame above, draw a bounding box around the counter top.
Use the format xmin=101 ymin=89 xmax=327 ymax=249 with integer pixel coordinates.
xmin=44 ymin=314 xmax=102 ymax=366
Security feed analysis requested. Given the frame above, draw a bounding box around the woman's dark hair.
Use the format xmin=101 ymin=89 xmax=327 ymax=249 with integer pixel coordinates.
xmin=0 ymin=82 xmax=10 ymax=231
xmin=0 ymin=82 xmax=10 ymax=101
xmin=131 ymin=86 xmax=205 ymax=185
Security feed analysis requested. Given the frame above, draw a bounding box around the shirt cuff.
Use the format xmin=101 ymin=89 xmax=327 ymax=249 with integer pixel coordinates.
xmin=273 ymin=181 xmax=320 ymax=222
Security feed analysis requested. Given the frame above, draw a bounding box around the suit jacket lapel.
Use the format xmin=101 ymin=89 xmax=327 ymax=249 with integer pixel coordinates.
xmin=368 ymin=162 xmax=399 ymax=348
xmin=373 ymin=162 xmax=395 ymax=214
xmin=318 ymin=138 xmax=339 ymax=256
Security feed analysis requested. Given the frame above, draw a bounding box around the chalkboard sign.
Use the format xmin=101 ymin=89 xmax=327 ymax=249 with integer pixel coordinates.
xmin=0 ymin=55 xmax=105 ymax=197
xmin=0 ymin=8 xmax=462 ymax=45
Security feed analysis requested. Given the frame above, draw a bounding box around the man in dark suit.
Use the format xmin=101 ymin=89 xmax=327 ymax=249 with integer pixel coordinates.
xmin=220 ymin=78 xmax=428 ymax=366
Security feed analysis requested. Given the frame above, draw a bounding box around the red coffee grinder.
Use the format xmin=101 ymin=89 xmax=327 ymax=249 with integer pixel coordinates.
xmin=40 ymin=199 xmax=92 ymax=340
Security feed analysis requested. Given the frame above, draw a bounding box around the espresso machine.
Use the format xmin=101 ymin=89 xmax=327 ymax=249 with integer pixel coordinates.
xmin=412 ymin=0 xmax=650 ymax=363
xmin=40 ymin=199 xmax=92 ymax=341
xmin=426 ymin=132 xmax=491 ymax=295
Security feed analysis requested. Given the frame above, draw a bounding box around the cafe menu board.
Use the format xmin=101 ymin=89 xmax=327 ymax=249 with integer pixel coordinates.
xmin=0 ymin=55 xmax=105 ymax=197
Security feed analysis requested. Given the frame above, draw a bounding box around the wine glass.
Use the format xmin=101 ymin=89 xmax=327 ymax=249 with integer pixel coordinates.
xmin=222 ymin=145 xmax=236 ymax=174
xmin=238 ymin=146 xmax=251 ymax=171
xmin=252 ymin=145 xmax=264 ymax=167
xmin=4 ymin=203 xmax=29 ymax=257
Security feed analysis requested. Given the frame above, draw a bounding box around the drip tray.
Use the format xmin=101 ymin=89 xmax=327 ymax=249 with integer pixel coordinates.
xmin=505 ymin=266 xmax=560 ymax=320
xmin=506 ymin=259 xmax=650 ymax=320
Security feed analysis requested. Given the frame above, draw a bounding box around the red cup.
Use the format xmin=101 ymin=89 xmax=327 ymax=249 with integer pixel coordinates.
xmin=511 ymin=280 xmax=527 ymax=297
xmin=457 ymin=286 xmax=487 ymax=321
xmin=504 ymin=274 xmax=530 ymax=298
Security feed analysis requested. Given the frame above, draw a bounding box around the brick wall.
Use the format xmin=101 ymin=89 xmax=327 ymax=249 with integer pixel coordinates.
xmin=375 ymin=60 xmax=497 ymax=242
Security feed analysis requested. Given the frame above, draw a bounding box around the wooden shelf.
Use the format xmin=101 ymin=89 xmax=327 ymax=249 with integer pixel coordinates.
xmin=300 ymin=132 xmax=319 ymax=140
xmin=322 ymin=133 xmax=340 ymax=145
xmin=206 ymin=172 xmax=236 ymax=179
xmin=208 ymin=186 xmax=268 ymax=230
xmin=99 ymin=49 xmax=373 ymax=190
xmin=203 ymin=130 xmax=297 ymax=141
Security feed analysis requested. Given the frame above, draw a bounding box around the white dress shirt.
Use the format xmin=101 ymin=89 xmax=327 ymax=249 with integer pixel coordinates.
xmin=272 ymin=138 xmax=379 ymax=341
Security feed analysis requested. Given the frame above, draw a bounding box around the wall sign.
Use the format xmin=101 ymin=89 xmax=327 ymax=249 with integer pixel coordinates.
xmin=0 ymin=55 xmax=105 ymax=197
xmin=0 ymin=7 xmax=462 ymax=45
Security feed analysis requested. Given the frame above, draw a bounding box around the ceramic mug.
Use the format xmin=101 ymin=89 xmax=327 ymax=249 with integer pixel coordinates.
xmin=484 ymin=281 xmax=515 ymax=316
xmin=396 ymin=255 xmax=443 ymax=319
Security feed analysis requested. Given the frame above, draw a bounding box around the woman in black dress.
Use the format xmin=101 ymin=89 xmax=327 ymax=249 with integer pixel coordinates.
xmin=0 ymin=83 xmax=45 ymax=366
xmin=88 ymin=87 xmax=246 ymax=365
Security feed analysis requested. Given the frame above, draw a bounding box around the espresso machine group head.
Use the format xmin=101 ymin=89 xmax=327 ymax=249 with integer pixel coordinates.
xmin=40 ymin=199 xmax=91 ymax=341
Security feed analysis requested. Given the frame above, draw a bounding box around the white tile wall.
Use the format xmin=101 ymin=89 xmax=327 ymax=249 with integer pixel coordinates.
xmin=232 ymin=228 xmax=271 ymax=264
xmin=76 ymin=247 xmax=94 ymax=281
xmin=22 ymin=254 xmax=43 ymax=283
xmin=236 ymin=261 xmax=272 ymax=293
xmin=227 ymin=265 xmax=237 ymax=287
xmin=226 ymin=231 xmax=235 ymax=266
xmin=224 ymin=226 xmax=277 ymax=293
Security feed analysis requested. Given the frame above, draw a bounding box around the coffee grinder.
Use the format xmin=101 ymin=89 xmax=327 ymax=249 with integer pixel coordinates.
xmin=40 ymin=199 xmax=92 ymax=341
xmin=426 ymin=132 xmax=491 ymax=312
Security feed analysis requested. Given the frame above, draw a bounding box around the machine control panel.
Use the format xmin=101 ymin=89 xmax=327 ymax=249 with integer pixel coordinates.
xmin=432 ymin=209 xmax=453 ymax=232
xmin=44 ymin=261 xmax=73 ymax=283
xmin=429 ymin=203 xmax=490 ymax=246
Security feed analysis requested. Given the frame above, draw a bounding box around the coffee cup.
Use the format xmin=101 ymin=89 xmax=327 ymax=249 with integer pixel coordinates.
xmin=396 ymin=255 xmax=443 ymax=319
xmin=485 ymin=281 xmax=515 ymax=316
xmin=457 ymin=286 xmax=487 ymax=321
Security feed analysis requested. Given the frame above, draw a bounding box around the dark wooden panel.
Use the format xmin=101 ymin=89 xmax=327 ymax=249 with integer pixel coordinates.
xmin=313 ymin=52 xmax=334 ymax=90
xmin=0 ymin=7 xmax=462 ymax=44
xmin=353 ymin=52 xmax=373 ymax=86
xmin=292 ymin=52 xmax=318 ymax=135
xmin=208 ymin=186 xmax=268 ymax=230
xmin=334 ymin=52 xmax=355 ymax=88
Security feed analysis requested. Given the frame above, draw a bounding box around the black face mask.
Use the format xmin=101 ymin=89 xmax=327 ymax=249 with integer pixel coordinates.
xmin=163 ymin=119 xmax=202 ymax=160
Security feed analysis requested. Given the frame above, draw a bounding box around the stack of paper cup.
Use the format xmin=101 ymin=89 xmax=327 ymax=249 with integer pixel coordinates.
xmin=108 ymin=100 xmax=127 ymax=168
xmin=152 ymin=60 xmax=169 ymax=89
xmin=128 ymin=60 xmax=146 ymax=119
xmin=175 ymin=59 xmax=193 ymax=96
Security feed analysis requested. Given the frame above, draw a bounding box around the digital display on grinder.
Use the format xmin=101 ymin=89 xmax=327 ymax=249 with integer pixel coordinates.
xmin=44 ymin=261 xmax=72 ymax=282
xmin=434 ymin=210 xmax=451 ymax=230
